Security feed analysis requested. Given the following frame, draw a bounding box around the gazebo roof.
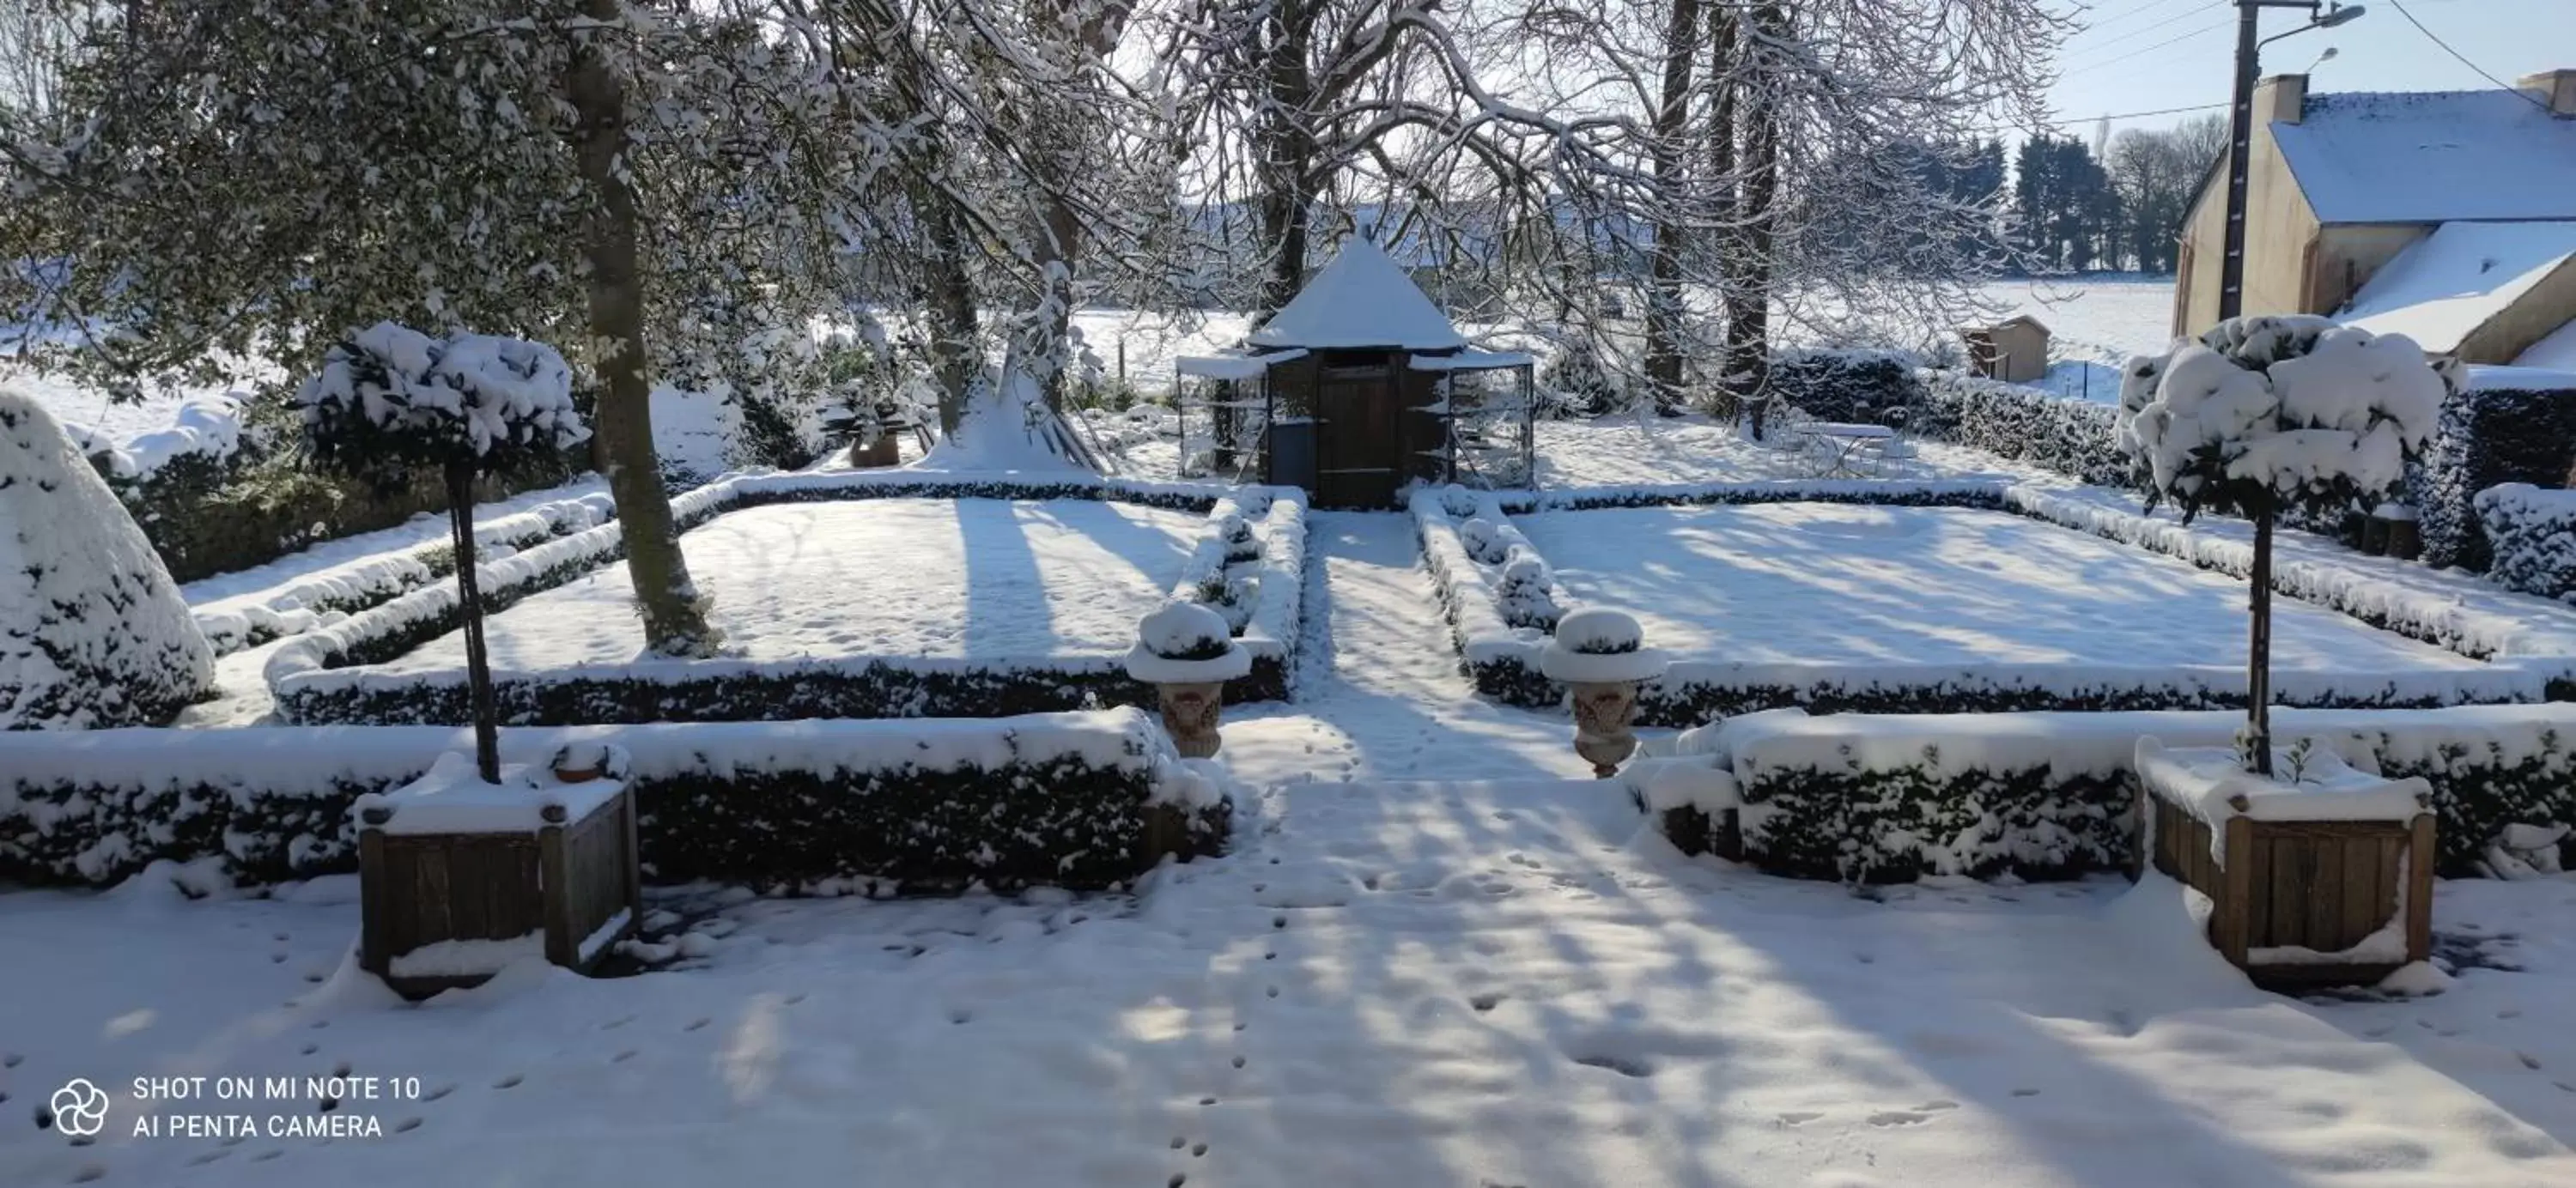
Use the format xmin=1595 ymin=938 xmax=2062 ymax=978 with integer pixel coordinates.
xmin=1248 ymin=237 xmax=1468 ymax=352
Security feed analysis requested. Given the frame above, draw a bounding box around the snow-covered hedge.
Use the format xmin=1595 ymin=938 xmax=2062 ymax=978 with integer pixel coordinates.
xmin=2412 ymin=383 xmax=2576 ymax=570
xmin=1419 ymin=479 xmax=2576 ymax=722
xmin=1913 ymin=368 xmax=2136 ymax=487
xmin=1642 ymin=705 xmax=2576 ymax=882
xmin=1768 ymin=349 xmax=1924 ymax=427
xmin=268 ymin=470 xmax=1303 ymax=724
xmin=0 ymin=709 xmax=1231 ymax=888
xmin=2 ymin=391 xmax=216 ymax=728
xmin=1165 ymin=489 xmax=1307 ymax=700
xmin=192 ymin=490 xmax=614 ymax=656
xmin=2476 ymin=483 xmax=2576 ymax=603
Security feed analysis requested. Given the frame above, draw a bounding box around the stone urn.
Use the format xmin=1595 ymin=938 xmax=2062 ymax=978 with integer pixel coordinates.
xmin=1127 ymin=601 xmax=1252 ymax=759
xmin=1538 ymin=608 xmax=1669 ymax=778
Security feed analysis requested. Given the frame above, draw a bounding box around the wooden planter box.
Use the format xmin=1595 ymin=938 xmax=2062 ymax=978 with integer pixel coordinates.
xmin=848 ymin=432 xmax=904 ymax=469
xmin=2134 ymin=765 xmax=2434 ymax=991
xmin=356 ymin=755 xmax=642 ymax=1000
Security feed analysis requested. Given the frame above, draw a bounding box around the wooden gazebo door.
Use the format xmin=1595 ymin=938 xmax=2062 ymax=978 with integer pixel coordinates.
xmin=1317 ymin=363 xmax=1400 ymax=508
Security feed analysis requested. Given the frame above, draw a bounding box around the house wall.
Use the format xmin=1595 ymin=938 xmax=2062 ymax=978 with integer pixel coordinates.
xmin=2176 ymin=75 xmax=2366 ymax=336
xmin=1992 ymin=324 xmax=2050 ymax=383
xmin=2309 ymin=224 xmax=2432 ymax=316
xmin=2459 ymin=256 xmax=2576 ymax=365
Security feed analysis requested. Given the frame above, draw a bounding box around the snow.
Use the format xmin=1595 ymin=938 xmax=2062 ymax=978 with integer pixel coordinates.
xmin=1408 ymin=350 xmax=1532 ymax=371
xmin=377 ymin=498 xmax=1204 ymax=671
xmin=2135 ymin=738 xmax=2431 ymax=830
xmin=385 ymin=931 xmax=544 ymax=979
xmin=1126 ymin=641 xmax=1253 ymax=684
xmin=2517 ymin=318 xmax=2576 ymax=372
xmin=2338 ymin=221 xmax=2576 ymax=354
xmin=1516 ymin=502 xmax=2485 ymax=676
xmin=2271 ymin=89 xmax=2576 ymax=224
xmin=0 ymin=389 xmax=215 ymax=729
xmin=1246 ymin=237 xmax=1468 ymax=352
xmin=295 ymin=324 xmax=587 ymax=460
xmin=9 ymin=768 xmax=2576 ymax=1186
xmin=1173 ymin=353 xmax=1289 ymax=381
xmin=356 ymin=751 xmax=629 ymax=837
xmin=2467 ymin=363 xmax=2576 ymax=393
xmin=1136 ymin=600 xmax=1232 ymax=660
xmin=85 ymin=392 xmax=248 ymax=480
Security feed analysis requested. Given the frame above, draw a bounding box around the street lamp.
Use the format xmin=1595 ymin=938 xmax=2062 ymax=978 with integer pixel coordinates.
xmin=2219 ymin=2 xmax=2366 ymax=320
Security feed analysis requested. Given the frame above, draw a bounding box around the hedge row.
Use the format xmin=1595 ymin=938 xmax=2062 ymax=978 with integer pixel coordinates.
xmin=2476 ymin=483 xmax=2576 ymax=603
xmin=1422 ymin=481 xmax=2576 ymax=721
xmin=1641 ymin=705 xmax=2576 ymax=883
xmin=268 ymin=471 xmax=1303 ymax=726
xmin=94 ymin=424 xmax=583 ymax=585
xmin=2412 ymin=384 xmax=2576 ymax=571
xmin=0 ymin=709 xmax=1230 ymax=889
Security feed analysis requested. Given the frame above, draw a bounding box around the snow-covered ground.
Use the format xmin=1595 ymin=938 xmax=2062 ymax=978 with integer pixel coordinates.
xmin=1517 ymin=502 xmax=2482 ymax=672
xmin=381 ymin=499 xmax=1204 ymax=671
xmin=1532 ymin=410 xmax=2058 ymax=489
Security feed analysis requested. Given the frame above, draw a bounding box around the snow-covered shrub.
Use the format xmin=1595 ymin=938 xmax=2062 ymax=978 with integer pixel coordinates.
xmin=0 ymin=391 xmax=216 ymax=728
xmin=297 ymin=324 xmax=590 ymax=473
xmin=1458 ymin=517 xmax=1510 ymax=565
xmin=0 ymin=711 xmax=1230 ymax=888
xmin=1139 ymin=599 xmax=1234 ymax=663
xmin=1218 ymin=512 xmax=1262 ymax=564
xmin=2476 ymin=483 xmax=2576 ymax=602
xmin=1439 ymin=483 xmax=1479 ymax=518
xmin=2413 ymin=384 xmax=2576 ymax=570
xmin=2118 ymin=315 xmax=2448 ymax=773
xmin=1770 ymin=349 xmax=1924 ymax=427
xmin=1536 ymin=330 xmax=1620 ymax=415
xmin=1496 ymin=555 xmax=1561 ymax=632
xmin=296 ymin=324 xmax=591 ymax=780
xmin=1913 ymin=368 xmax=2133 ymax=488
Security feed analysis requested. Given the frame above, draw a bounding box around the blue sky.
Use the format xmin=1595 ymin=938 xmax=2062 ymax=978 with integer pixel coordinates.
xmin=2040 ymin=0 xmax=2576 ymax=139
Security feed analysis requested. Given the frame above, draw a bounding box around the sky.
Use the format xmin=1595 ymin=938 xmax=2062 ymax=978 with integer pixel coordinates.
xmin=2040 ymin=0 xmax=2576 ymax=142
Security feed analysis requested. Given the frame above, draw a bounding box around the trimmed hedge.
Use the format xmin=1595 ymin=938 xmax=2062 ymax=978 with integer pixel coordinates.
xmin=2413 ymin=384 xmax=2576 ymax=571
xmin=1645 ymin=706 xmax=2576 ymax=882
xmin=1423 ymin=482 xmax=2575 ymax=723
xmin=1911 ymin=369 xmax=2135 ymax=488
xmin=2477 ymin=483 xmax=2576 ymax=603
xmin=268 ymin=472 xmax=1304 ymax=725
xmin=0 ymin=710 xmax=1230 ymax=889
xmin=1766 ymin=350 xmax=1923 ymax=426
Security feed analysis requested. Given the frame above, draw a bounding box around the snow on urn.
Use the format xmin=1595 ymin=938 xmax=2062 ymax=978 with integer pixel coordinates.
xmin=1127 ymin=600 xmax=1250 ymax=759
xmin=1540 ymin=608 xmax=1668 ymax=777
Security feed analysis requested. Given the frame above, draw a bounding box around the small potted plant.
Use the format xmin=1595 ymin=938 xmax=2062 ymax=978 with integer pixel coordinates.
xmin=1539 ymin=608 xmax=1667 ymax=777
xmin=1127 ymin=600 xmax=1250 ymax=759
xmin=550 ymin=740 xmax=621 ymax=785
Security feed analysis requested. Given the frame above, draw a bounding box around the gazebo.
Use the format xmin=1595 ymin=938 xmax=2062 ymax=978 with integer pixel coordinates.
xmin=1175 ymin=239 xmax=1534 ymax=509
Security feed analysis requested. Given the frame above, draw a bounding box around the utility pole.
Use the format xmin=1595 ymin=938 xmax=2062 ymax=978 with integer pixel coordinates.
xmin=2219 ymin=2 xmax=2365 ymax=320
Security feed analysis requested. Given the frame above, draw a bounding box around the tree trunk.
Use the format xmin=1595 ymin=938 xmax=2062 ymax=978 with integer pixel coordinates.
xmin=1703 ymin=8 xmax=1738 ymax=420
xmin=1724 ymin=8 xmax=1781 ymax=439
xmin=917 ymin=179 xmax=983 ymax=436
xmin=444 ymin=463 xmax=501 ymax=785
xmin=568 ymin=0 xmax=714 ymax=657
xmin=2246 ymin=497 xmax=2275 ymax=776
xmin=1255 ymin=0 xmax=1319 ymax=318
xmin=1641 ymin=0 xmax=1703 ymax=415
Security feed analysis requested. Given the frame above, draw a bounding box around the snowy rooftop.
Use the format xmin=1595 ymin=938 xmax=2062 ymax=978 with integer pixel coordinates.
xmin=2518 ymin=318 xmax=2576 ymax=372
xmin=2273 ymin=90 xmax=2576 ymax=224
xmin=2339 ymin=221 xmax=2576 ymax=353
xmin=1248 ymin=237 xmax=1467 ymax=352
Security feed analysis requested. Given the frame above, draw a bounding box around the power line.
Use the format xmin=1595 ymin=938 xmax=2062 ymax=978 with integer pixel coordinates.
xmin=1990 ymin=100 xmax=2230 ymax=135
xmin=2058 ymin=19 xmax=2233 ymax=78
xmin=2059 ymin=1 xmax=2227 ymax=65
xmin=2387 ymin=0 xmax=2554 ymax=111
xmin=2066 ymin=0 xmax=2217 ymax=44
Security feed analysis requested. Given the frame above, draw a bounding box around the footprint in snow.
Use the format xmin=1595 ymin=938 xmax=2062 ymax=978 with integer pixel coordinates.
xmin=684 ymin=1017 xmax=712 ymax=1032
xmin=1776 ymin=1111 xmax=1823 ymax=1127
xmin=2518 ymin=1052 xmax=2543 ymax=1070
xmin=1470 ymin=992 xmax=1506 ymax=1013
xmin=422 ymin=1083 xmax=454 ymax=1102
xmin=492 ymin=1074 xmax=523 ymax=1090
xmin=1865 ymin=1100 xmax=1959 ymax=1127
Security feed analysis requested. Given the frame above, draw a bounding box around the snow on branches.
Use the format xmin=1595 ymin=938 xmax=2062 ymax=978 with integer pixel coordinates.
xmin=296 ymin=324 xmax=590 ymax=476
xmin=0 ymin=390 xmax=215 ymax=729
xmin=2117 ymin=315 xmax=2450 ymax=522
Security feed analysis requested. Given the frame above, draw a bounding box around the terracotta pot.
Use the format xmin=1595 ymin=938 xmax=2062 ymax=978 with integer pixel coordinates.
xmin=1156 ymin=680 xmax=1226 ymax=759
xmin=1569 ymin=680 xmax=1643 ymax=778
xmin=553 ymin=766 xmax=603 ymax=785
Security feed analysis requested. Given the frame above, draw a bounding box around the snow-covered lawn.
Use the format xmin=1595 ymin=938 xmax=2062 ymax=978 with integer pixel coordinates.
xmin=381 ymin=498 xmax=1205 ymax=671
xmin=1516 ymin=502 xmax=2483 ymax=672
xmin=3 ymin=781 xmax=2572 ymax=1188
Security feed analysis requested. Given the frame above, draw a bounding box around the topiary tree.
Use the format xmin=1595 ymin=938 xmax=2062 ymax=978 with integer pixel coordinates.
xmin=2116 ymin=315 xmax=2448 ymax=774
xmin=295 ymin=324 xmax=591 ymax=782
xmin=0 ymin=389 xmax=216 ymax=728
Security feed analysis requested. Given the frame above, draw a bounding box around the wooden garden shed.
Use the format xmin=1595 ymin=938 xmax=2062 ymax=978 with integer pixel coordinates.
xmin=1176 ymin=239 xmax=1533 ymax=509
xmin=1959 ymin=314 xmax=2052 ymax=384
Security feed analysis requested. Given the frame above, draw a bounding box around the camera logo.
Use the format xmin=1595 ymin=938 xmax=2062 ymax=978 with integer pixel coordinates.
xmin=49 ymin=1079 xmax=112 ymax=1137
